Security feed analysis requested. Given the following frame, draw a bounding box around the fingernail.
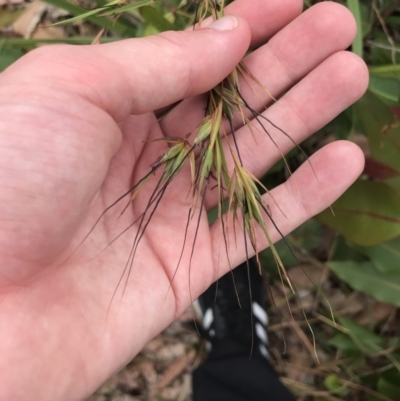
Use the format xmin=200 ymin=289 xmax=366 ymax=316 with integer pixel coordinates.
xmin=207 ymin=16 xmax=238 ymax=31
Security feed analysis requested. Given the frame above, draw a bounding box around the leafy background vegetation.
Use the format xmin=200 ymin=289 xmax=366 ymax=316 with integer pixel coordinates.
xmin=1 ymin=0 xmax=400 ymax=399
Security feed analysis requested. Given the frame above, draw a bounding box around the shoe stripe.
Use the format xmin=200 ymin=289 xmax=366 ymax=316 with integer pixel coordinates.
xmin=259 ymin=344 xmax=269 ymax=358
xmin=203 ymin=308 xmax=214 ymax=330
xmin=252 ymin=302 xmax=268 ymax=326
xmin=255 ymin=322 xmax=268 ymax=345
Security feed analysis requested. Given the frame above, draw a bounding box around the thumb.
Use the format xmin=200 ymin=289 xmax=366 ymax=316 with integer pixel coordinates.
xmin=3 ymin=16 xmax=251 ymax=121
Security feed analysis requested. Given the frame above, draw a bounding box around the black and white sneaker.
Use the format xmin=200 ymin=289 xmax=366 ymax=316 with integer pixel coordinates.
xmin=194 ymin=259 xmax=269 ymax=359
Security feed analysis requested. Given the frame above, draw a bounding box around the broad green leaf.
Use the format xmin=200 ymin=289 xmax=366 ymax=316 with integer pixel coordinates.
xmin=359 ymin=1 xmax=371 ymax=38
xmin=324 ymin=374 xmax=349 ymax=396
xmin=368 ymin=75 xmax=400 ymax=104
xmin=354 ymin=237 xmax=400 ymax=274
xmin=380 ymin=0 xmax=397 ymax=11
xmin=354 ymin=91 xmax=400 ymax=172
xmin=338 ymin=316 xmax=384 ymax=355
xmin=329 ymin=332 xmax=361 ymax=356
xmin=364 ymin=157 xmax=400 ymax=181
xmin=387 ymin=16 xmax=400 ymax=26
xmin=0 ymin=47 xmax=24 ymax=71
xmin=142 ymin=24 xmax=160 ymax=35
xmin=377 ymin=377 xmax=400 ymax=399
xmin=331 ymin=236 xmax=368 ymax=263
xmin=319 ymin=180 xmax=400 ymax=246
xmin=382 ymin=367 xmax=400 ymax=387
xmin=328 ymin=261 xmax=400 ymax=307
xmin=141 ymin=6 xmax=174 ymax=31
xmin=385 ymin=176 xmax=400 ymax=196
xmin=290 ymin=218 xmax=322 ymax=251
xmin=347 ymin=0 xmax=363 ymax=57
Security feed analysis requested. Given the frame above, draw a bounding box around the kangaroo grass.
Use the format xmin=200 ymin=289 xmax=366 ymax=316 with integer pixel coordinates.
xmin=85 ymin=40 xmax=295 ymax=304
xmin=61 ymin=0 xmax=324 ymax=358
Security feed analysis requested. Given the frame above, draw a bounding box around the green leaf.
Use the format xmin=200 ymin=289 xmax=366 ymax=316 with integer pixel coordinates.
xmin=364 ymin=157 xmax=400 ymax=181
xmin=347 ymin=0 xmax=363 ymax=57
xmin=382 ymin=367 xmax=400 ymax=387
xmin=328 ymin=261 xmax=400 ymax=307
xmin=0 ymin=47 xmax=24 ymax=71
xmin=338 ymin=316 xmax=384 ymax=355
xmin=377 ymin=377 xmax=400 ymax=399
xmin=354 ymin=237 xmax=400 ymax=274
xmin=369 ymin=75 xmax=400 ymax=104
xmin=291 ymin=219 xmax=322 ymax=251
xmin=359 ymin=1 xmax=371 ymax=38
xmin=387 ymin=16 xmax=400 ymax=26
xmin=385 ymin=176 xmax=400 ymax=197
xmin=329 ymin=332 xmax=361 ymax=356
xmin=141 ymin=6 xmax=174 ymax=31
xmin=324 ymin=374 xmax=349 ymax=396
xmin=331 ymin=236 xmax=368 ymax=263
xmin=354 ymin=91 xmax=400 ymax=172
xmin=319 ymin=180 xmax=400 ymax=246
xmin=142 ymin=24 xmax=160 ymax=36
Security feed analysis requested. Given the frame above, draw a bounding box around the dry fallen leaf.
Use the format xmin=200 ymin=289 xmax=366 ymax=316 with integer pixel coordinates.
xmin=155 ymin=349 xmax=196 ymax=391
xmin=177 ymin=374 xmax=192 ymax=401
xmin=32 ymin=18 xmax=65 ymax=40
xmin=288 ymin=264 xmax=328 ymax=292
xmin=12 ymin=0 xmax=48 ymax=38
xmin=156 ymin=342 xmax=186 ymax=365
xmin=0 ymin=0 xmax=24 ymax=6
xmin=139 ymin=359 xmax=158 ymax=385
xmin=356 ymin=300 xmax=394 ymax=326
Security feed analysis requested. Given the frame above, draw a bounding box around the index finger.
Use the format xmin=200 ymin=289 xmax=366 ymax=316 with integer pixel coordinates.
xmin=212 ymin=0 xmax=303 ymax=48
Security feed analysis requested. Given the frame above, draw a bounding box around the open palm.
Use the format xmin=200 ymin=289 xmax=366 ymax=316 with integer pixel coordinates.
xmin=0 ymin=1 xmax=368 ymax=400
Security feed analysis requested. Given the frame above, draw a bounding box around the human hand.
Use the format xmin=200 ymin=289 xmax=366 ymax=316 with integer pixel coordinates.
xmin=0 ymin=1 xmax=368 ymax=400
